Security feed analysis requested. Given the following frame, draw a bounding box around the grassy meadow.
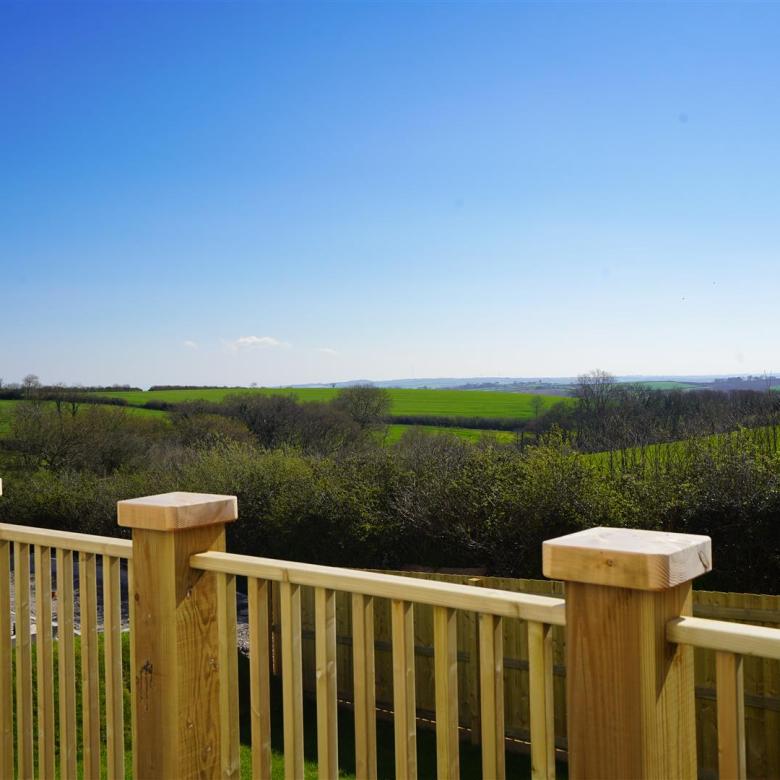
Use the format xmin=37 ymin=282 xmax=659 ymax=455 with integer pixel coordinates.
xmin=93 ymin=387 xmax=569 ymax=419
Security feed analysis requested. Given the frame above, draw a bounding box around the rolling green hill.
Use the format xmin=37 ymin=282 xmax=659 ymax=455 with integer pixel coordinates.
xmin=94 ymin=387 xmax=569 ymax=419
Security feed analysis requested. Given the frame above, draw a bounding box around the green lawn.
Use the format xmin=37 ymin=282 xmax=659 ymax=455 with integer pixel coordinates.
xmin=94 ymin=387 xmax=569 ymax=419
xmin=0 ymin=400 xmax=17 ymax=435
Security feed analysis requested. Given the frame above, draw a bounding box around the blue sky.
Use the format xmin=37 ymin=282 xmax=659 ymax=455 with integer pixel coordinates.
xmin=1 ymin=2 xmax=779 ymax=387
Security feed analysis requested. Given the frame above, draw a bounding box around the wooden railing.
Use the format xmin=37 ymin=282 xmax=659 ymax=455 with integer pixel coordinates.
xmin=0 ymin=522 xmax=133 ymax=780
xmin=1 ymin=487 xmax=779 ymax=779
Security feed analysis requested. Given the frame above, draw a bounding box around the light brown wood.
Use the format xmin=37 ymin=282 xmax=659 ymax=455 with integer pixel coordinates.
xmin=15 ymin=542 xmax=33 ymax=779
xmin=35 ymin=545 xmax=56 ymax=779
xmin=0 ymin=522 xmax=132 ymax=558
xmin=543 ymin=526 xmax=712 ymax=591
xmin=479 ymin=612 xmax=505 ymax=780
xmin=218 ymin=571 xmax=240 ymax=779
xmin=352 ymin=592 xmax=378 ymax=780
xmin=130 ymin=521 xmax=226 ymax=779
xmin=118 ymin=491 xmax=237 ymax=531
xmin=0 ymin=539 xmax=13 ymax=779
xmin=668 ymin=616 xmax=780 ymax=660
xmin=128 ymin=558 xmax=139 ymax=780
xmin=716 ymin=651 xmax=746 ymax=780
xmin=80 ymin=551 xmax=100 ymax=780
xmin=391 ymin=599 xmax=417 ymax=779
xmin=191 ymin=550 xmax=565 ymax=624
xmin=281 ymin=581 xmax=304 ymax=780
xmin=528 ymin=620 xmax=555 ymax=780
xmin=433 ymin=606 xmax=459 ymax=780
xmin=104 ymin=554 xmax=125 ymax=779
xmin=315 ymin=587 xmax=338 ymax=779
xmin=56 ymin=547 xmax=77 ymax=780
xmin=566 ymin=581 xmax=697 ymax=779
xmin=248 ymin=577 xmax=272 ymax=780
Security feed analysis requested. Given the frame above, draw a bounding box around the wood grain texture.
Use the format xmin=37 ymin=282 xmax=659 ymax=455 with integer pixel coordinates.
xmin=14 ymin=543 xmax=33 ymax=779
xmin=315 ymin=587 xmax=338 ymax=780
xmin=566 ymin=581 xmax=697 ymax=780
xmin=218 ymin=571 xmax=240 ymax=779
xmin=391 ymin=599 xmax=417 ymax=779
xmin=544 ymin=526 xmax=712 ymax=591
xmin=104 ymin=554 xmax=125 ymax=780
xmin=118 ymin=492 xmax=237 ymax=531
xmin=479 ymin=612 xmax=505 ymax=780
xmin=281 ymin=581 xmax=304 ymax=780
xmin=35 ymin=544 xmax=56 ymax=779
xmin=433 ymin=606 xmax=459 ymax=780
xmin=80 ymin=551 xmax=100 ymax=780
xmin=56 ymin=547 xmax=77 ymax=780
xmin=0 ymin=540 xmax=13 ymax=779
xmin=528 ymin=620 xmax=555 ymax=780
xmin=191 ymin=551 xmax=565 ymax=624
xmin=0 ymin=522 xmax=132 ymax=558
xmin=131 ymin=523 xmax=225 ymax=779
xmin=716 ymin=651 xmax=746 ymax=780
xmin=352 ymin=592 xmax=378 ymax=780
xmin=668 ymin=616 xmax=780 ymax=660
xmin=248 ymin=577 xmax=272 ymax=780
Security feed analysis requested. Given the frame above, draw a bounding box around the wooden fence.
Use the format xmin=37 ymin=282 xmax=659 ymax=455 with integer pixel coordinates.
xmin=285 ymin=573 xmax=780 ymax=779
xmin=2 ymin=490 xmax=780 ymax=779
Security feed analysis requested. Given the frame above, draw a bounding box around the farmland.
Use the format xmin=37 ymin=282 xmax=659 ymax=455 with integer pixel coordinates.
xmin=385 ymin=424 xmax=518 ymax=445
xmin=94 ymin=387 xmax=569 ymax=419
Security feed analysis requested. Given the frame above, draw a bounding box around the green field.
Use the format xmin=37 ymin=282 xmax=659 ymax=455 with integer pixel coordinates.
xmin=95 ymin=387 xmax=568 ymax=419
xmin=0 ymin=400 xmax=17 ymax=435
xmin=635 ymin=381 xmax=701 ymax=391
xmin=385 ymin=424 xmax=518 ymax=445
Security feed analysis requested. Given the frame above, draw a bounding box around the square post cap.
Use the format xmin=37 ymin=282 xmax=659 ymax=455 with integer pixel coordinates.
xmin=118 ymin=491 xmax=238 ymax=531
xmin=543 ymin=526 xmax=712 ymax=590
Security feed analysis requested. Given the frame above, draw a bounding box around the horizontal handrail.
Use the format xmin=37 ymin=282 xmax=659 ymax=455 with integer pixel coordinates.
xmin=667 ymin=616 xmax=780 ymax=660
xmin=190 ymin=550 xmax=567 ymax=625
xmin=0 ymin=522 xmax=132 ymax=559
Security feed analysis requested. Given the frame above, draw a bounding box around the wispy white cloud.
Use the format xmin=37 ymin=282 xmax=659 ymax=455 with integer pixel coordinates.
xmin=225 ymin=335 xmax=289 ymax=352
xmin=317 ymin=347 xmax=339 ymax=356
xmin=183 ymin=340 xmax=199 ymax=349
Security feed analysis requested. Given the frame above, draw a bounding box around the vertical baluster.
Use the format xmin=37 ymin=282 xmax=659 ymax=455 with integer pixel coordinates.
xmin=315 ymin=586 xmax=338 ymax=779
xmin=218 ymin=571 xmax=240 ymax=779
xmin=127 ymin=557 xmax=137 ymax=778
xmin=281 ymin=580 xmax=304 ymax=780
xmin=528 ymin=620 xmax=556 ymax=780
xmin=35 ymin=545 xmax=56 ymax=778
xmin=433 ymin=605 xmax=459 ymax=780
xmin=479 ymin=612 xmax=505 ymax=780
xmin=352 ymin=592 xmax=377 ymax=780
xmin=80 ymin=551 xmax=100 ymax=780
xmin=0 ymin=539 xmax=13 ymax=779
xmin=104 ymin=554 xmax=125 ymax=779
xmin=57 ymin=547 xmax=77 ymax=780
xmin=716 ymin=650 xmax=746 ymax=780
xmin=248 ymin=577 xmax=272 ymax=779
xmin=392 ymin=599 xmax=417 ymax=779
xmin=15 ymin=542 xmax=33 ymax=779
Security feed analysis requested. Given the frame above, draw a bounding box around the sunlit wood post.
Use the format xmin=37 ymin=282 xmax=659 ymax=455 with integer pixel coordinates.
xmin=118 ymin=491 xmax=238 ymax=779
xmin=543 ymin=526 xmax=711 ymax=780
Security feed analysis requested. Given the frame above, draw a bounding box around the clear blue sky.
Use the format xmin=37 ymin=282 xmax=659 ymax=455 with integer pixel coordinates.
xmin=2 ymin=2 xmax=779 ymax=387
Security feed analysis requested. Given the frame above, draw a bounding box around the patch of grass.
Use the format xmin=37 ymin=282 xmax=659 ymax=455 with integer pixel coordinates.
xmin=384 ymin=424 xmax=518 ymax=445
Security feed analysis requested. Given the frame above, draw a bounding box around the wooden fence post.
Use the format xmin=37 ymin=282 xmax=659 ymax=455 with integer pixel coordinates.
xmin=118 ymin=491 xmax=238 ymax=780
xmin=543 ymin=526 xmax=711 ymax=780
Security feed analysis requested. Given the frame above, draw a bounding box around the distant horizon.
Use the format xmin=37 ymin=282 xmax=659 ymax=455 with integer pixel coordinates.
xmin=3 ymin=371 xmax=778 ymax=392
